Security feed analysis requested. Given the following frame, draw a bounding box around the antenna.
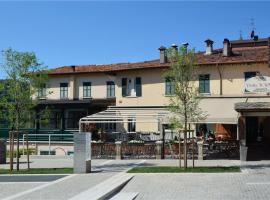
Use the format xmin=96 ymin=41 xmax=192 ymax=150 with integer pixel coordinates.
xmin=250 ymin=18 xmax=256 ymax=39
xmin=250 ymin=18 xmax=256 ymax=32
xmin=239 ymin=30 xmax=243 ymax=40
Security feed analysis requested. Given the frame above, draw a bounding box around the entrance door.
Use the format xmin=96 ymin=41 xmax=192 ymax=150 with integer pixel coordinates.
xmin=246 ymin=117 xmax=258 ymax=144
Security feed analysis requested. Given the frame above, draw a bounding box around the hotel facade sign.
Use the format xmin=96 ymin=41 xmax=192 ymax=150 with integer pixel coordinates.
xmin=245 ymin=76 xmax=270 ymax=93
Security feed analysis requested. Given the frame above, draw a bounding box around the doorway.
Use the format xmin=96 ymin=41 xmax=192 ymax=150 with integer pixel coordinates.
xmin=245 ymin=116 xmax=270 ymax=160
xmin=246 ymin=117 xmax=258 ymax=144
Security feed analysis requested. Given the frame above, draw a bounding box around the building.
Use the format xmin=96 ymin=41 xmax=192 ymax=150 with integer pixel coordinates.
xmin=48 ymin=37 xmax=270 ymax=160
xmin=2 ymin=37 xmax=270 ymax=160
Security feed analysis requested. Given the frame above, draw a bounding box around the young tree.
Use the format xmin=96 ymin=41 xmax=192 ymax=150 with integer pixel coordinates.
xmin=0 ymin=48 xmax=49 ymax=171
xmin=166 ymin=45 xmax=206 ymax=169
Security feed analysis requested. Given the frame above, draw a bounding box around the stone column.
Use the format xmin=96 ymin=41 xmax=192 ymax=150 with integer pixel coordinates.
xmin=0 ymin=139 xmax=6 ymax=164
xmin=74 ymin=132 xmax=91 ymax=173
xmin=197 ymin=141 xmax=204 ymax=160
xmin=156 ymin=141 xmax=163 ymax=159
xmin=239 ymin=116 xmax=248 ymax=161
xmin=115 ymin=141 xmax=122 ymax=160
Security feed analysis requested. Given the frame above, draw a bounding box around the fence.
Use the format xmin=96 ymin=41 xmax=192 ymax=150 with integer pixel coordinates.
xmin=121 ymin=143 xmax=156 ymax=159
xmin=22 ymin=134 xmax=73 ymax=155
xmin=164 ymin=142 xmax=198 ymax=159
xmin=19 ymin=134 xmax=239 ymax=159
xmin=91 ymin=143 xmax=116 ymax=159
xmin=204 ymin=141 xmax=240 ymax=159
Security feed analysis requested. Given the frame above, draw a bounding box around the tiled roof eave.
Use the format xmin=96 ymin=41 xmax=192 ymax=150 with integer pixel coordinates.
xmin=198 ymin=59 xmax=268 ymax=66
xmin=48 ymin=60 xmax=268 ymax=75
xmin=48 ymin=64 xmax=170 ymax=75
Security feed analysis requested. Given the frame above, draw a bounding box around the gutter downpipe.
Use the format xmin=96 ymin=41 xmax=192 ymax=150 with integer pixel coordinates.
xmin=216 ymin=63 xmax=223 ymax=95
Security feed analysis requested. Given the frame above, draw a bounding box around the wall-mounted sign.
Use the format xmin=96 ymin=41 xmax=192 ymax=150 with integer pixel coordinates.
xmin=245 ymin=76 xmax=270 ymax=93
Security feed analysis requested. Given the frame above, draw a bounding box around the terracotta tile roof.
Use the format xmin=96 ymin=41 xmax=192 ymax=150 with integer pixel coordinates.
xmin=48 ymin=60 xmax=169 ymax=75
xmin=197 ymin=46 xmax=268 ymax=65
xmin=48 ymin=46 xmax=269 ymax=75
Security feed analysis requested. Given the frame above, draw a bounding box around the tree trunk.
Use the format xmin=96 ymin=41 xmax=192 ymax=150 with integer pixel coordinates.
xmin=184 ymin=120 xmax=187 ymax=170
xmin=9 ymin=132 xmax=13 ymax=172
xmin=16 ymin=131 xmax=19 ymax=171
xmin=16 ymin=112 xmax=20 ymax=171
xmin=178 ymin=130 xmax=181 ymax=168
xmin=184 ymin=103 xmax=188 ymax=170
xmin=26 ymin=132 xmax=30 ymax=170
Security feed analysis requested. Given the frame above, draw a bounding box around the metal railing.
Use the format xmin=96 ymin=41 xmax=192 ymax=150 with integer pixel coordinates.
xmin=22 ymin=134 xmax=73 ymax=155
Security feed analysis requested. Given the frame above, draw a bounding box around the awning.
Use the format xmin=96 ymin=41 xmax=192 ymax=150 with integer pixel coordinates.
xmin=80 ymin=106 xmax=169 ymax=124
xmin=199 ymin=98 xmax=240 ymax=124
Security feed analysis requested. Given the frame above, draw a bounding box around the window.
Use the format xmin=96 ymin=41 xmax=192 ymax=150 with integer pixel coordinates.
xmin=40 ymin=151 xmax=56 ymax=155
xmin=199 ymin=74 xmax=210 ymax=94
xmin=65 ymin=110 xmax=87 ymax=129
xmin=135 ymin=77 xmax=142 ymax=97
xmin=60 ymin=83 xmax=68 ymax=99
xmin=244 ymin=71 xmax=258 ymax=92
xmin=37 ymin=83 xmax=46 ymax=99
xmin=83 ymin=82 xmax=91 ymax=98
xmin=165 ymin=78 xmax=175 ymax=95
xmin=107 ymin=81 xmax=115 ymax=98
xmin=245 ymin=71 xmax=257 ymax=80
xmin=128 ymin=118 xmax=136 ymax=132
xmin=40 ymin=111 xmax=61 ymax=129
xmin=122 ymin=77 xmax=141 ymax=97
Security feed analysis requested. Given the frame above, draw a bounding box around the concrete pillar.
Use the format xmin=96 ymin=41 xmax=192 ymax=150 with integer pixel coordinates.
xmin=197 ymin=141 xmax=204 ymax=160
xmin=115 ymin=141 xmax=122 ymax=160
xmin=0 ymin=139 xmax=6 ymax=164
xmin=156 ymin=141 xmax=163 ymax=159
xmin=74 ymin=132 xmax=91 ymax=173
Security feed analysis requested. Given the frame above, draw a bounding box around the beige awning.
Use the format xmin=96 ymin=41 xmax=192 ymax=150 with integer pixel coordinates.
xmin=198 ymin=98 xmax=240 ymax=124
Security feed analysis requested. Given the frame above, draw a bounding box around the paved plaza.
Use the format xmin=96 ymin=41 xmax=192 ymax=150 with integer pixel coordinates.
xmin=1 ymin=157 xmax=270 ymax=199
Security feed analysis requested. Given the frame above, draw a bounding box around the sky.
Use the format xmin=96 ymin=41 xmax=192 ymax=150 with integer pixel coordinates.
xmin=0 ymin=1 xmax=270 ymax=78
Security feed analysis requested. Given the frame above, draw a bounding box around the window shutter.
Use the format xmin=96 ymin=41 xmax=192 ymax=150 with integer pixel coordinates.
xmin=205 ymin=75 xmax=210 ymax=93
xmin=165 ymin=78 xmax=169 ymax=95
xmin=135 ymin=77 xmax=142 ymax=97
xmin=199 ymin=75 xmax=204 ymax=93
xmin=122 ymin=78 xmax=127 ymax=97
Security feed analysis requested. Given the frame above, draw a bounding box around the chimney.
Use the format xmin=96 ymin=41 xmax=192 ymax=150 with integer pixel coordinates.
xmin=158 ymin=46 xmax=167 ymax=64
xmin=223 ymin=38 xmax=231 ymax=57
xmin=171 ymin=44 xmax=178 ymax=60
xmin=182 ymin=43 xmax=189 ymax=54
xmin=71 ymin=65 xmax=76 ymax=72
xmin=171 ymin=44 xmax=178 ymax=51
xmin=204 ymin=39 xmax=214 ymax=55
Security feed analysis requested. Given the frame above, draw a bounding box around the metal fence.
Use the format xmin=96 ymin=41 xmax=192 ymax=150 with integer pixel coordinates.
xmin=121 ymin=143 xmax=156 ymax=159
xmin=91 ymin=143 xmax=116 ymax=159
xmin=22 ymin=133 xmax=73 ymax=155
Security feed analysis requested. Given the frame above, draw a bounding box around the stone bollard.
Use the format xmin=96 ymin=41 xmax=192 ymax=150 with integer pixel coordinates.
xmin=197 ymin=141 xmax=204 ymax=160
xmin=156 ymin=141 xmax=163 ymax=159
xmin=74 ymin=132 xmax=91 ymax=173
xmin=115 ymin=141 xmax=122 ymax=160
xmin=0 ymin=139 xmax=7 ymax=164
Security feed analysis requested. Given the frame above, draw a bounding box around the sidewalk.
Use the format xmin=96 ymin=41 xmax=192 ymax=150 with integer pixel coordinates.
xmin=1 ymin=157 xmax=242 ymax=170
xmin=1 ymin=158 xmax=270 ymax=200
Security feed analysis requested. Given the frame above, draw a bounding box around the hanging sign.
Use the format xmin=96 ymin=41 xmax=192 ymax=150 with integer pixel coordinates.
xmin=245 ymin=76 xmax=270 ymax=93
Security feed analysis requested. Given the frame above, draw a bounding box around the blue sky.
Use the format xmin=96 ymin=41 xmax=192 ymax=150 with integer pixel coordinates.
xmin=0 ymin=1 xmax=270 ymax=78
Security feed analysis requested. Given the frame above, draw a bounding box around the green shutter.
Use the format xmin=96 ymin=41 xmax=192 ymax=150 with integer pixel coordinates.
xmin=122 ymin=78 xmax=127 ymax=97
xmin=199 ymin=74 xmax=210 ymax=93
xmin=165 ymin=78 xmax=169 ymax=95
xmin=135 ymin=77 xmax=142 ymax=97
xmin=205 ymin=75 xmax=210 ymax=93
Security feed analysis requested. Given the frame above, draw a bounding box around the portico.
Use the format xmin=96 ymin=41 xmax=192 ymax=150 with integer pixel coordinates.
xmin=236 ymin=102 xmax=270 ymax=161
